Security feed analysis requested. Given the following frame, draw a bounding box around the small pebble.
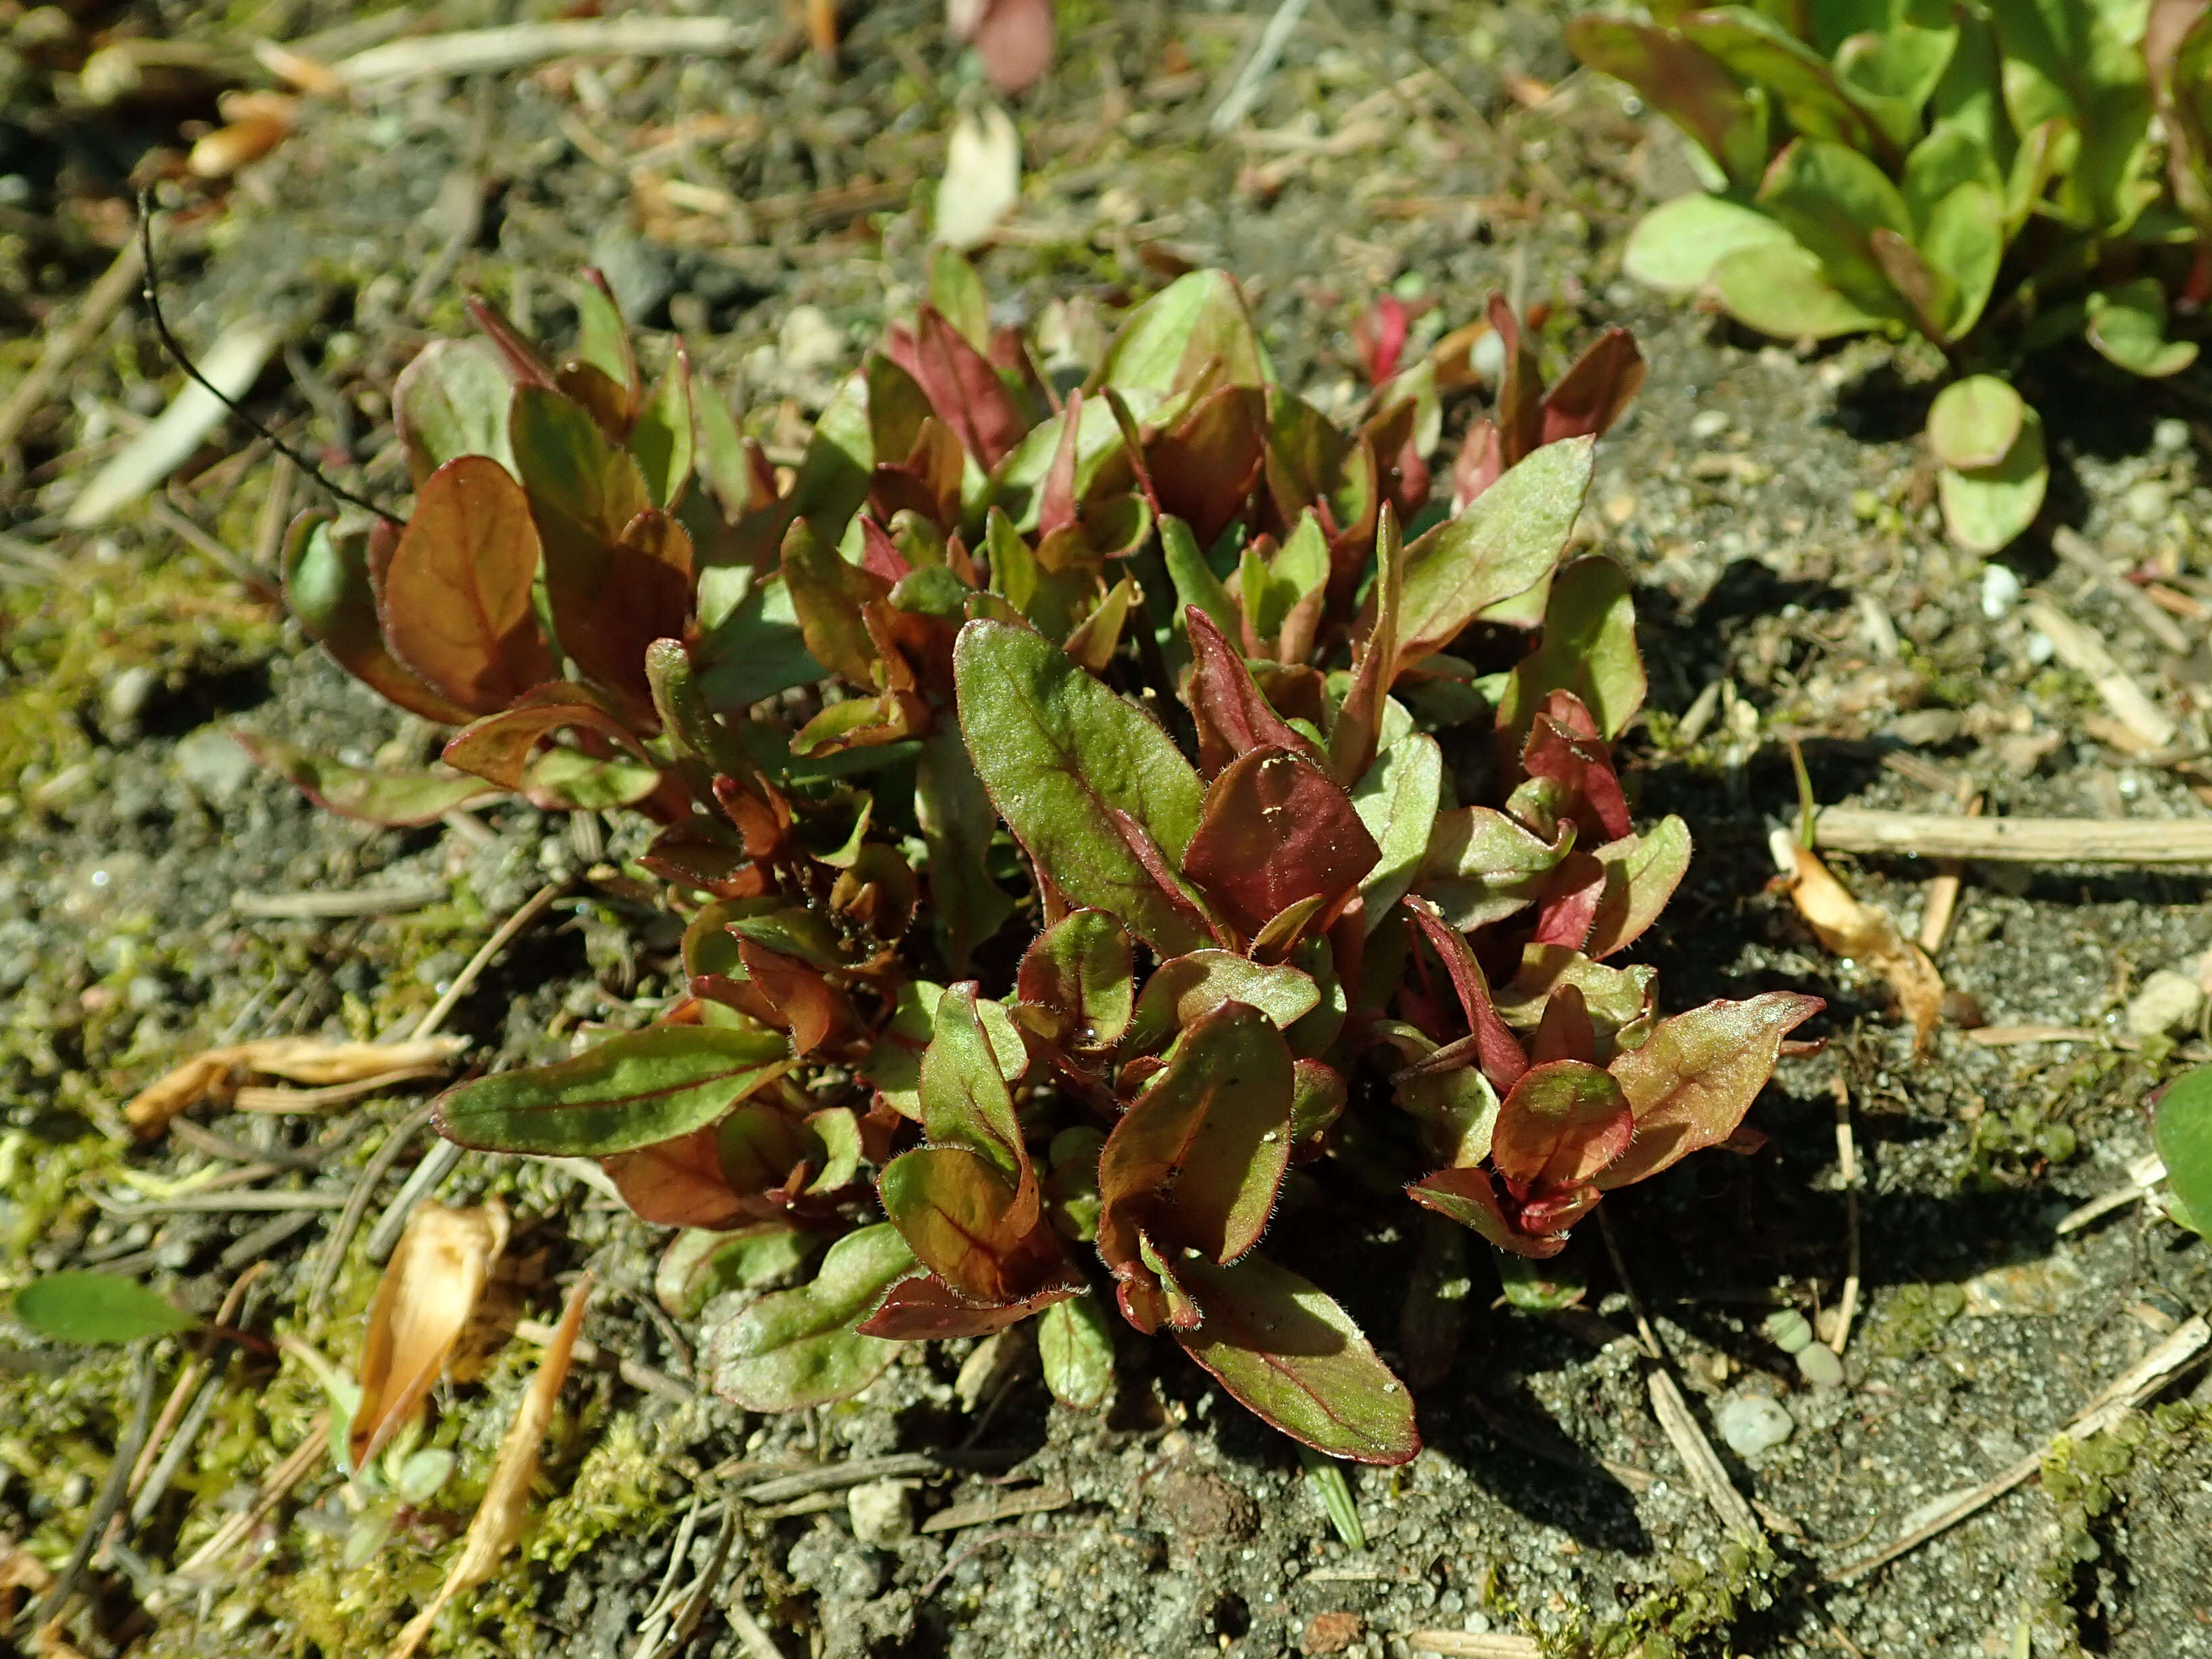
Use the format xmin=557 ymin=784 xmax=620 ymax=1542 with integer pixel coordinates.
xmin=1689 ymin=409 xmax=1730 ymax=440
xmin=2124 ymin=479 xmax=2172 ymax=525
xmin=846 ymin=1480 xmax=913 ymax=1548
xmin=173 ymin=728 xmax=256 ymax=802
xmin=1979 ymin=562 xmax=2021 ymax=619
xmin=1962 ymin=1254 xmax=2089 ymax=1316
xmin=103 ymin=664 xmax=158 ymax=730
xmin=2125 ymin=967 xmax=2205 ymax=1039
xmin=778 ymin=304 xmax=846 ymax=375
xmin=1715 ymin=1393 xmax=1795 ymax=1457
xmin=2154 ymin=417 xmax=2192 ymax=454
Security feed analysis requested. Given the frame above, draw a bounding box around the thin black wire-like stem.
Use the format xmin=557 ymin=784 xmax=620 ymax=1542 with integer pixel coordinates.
xmin=136 ymin=192 xmax=402 ymax=527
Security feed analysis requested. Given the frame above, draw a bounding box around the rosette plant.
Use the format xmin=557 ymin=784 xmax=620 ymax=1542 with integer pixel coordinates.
xmin=279 ymin=259 xmax=1817 ymax=1462
xmin=1569 ymin=0 xmax=2212 ymax=553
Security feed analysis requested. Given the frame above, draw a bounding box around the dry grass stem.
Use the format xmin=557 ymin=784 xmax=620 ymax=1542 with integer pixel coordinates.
xmin=1810 ymin=808 xmax=2212 ymax=864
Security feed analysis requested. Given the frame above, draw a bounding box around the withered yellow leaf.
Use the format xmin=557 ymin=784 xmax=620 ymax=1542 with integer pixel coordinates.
xmin=1774 ymin=832 xmax=1944 ymax=1049
xmin=349 ymin=1200 xmax=508 ymax=1472
xmin=123 ymin=1035 xmax=467 ymax=1136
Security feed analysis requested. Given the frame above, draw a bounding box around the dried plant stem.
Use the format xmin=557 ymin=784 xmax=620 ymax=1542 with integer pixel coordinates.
xmin=2055 ymin=1151 xmax=2169 ymax=1235
xmin=1828 ymin=1316 xmax=2210 ymax=1581
xmin=1405 ymin=1633 xmax=1542 ymax=1657
xmin=125 ymin=1262 xmax=268 ymax=1501
xmin=335 ymin=17 xmax=752 ymax=88
xmin=306 ymin=1103 xmax=434 ymax=1311
xmin=2024 ymin=597 xmax=2175 ymax=750
xmin=1915 ymin=792 xmax=1979 ymax=955
xmin=1811 ymin=808 xmax=2212 ymax=865
xmin=231 ymin=882 xmax=446 ymax=919
xmin=156 ymin=1411 xmax=329 ymax=1601
xmin=34 ymin=1354 xmax=156 ymax=1633
xmin=2053 ymin=527 xmax=2192 ymax=656
xmin=1830 ymin=1076 xmax=1861 ymax=1358
xmin=407 ymin=880 xmax=564 ymax=1042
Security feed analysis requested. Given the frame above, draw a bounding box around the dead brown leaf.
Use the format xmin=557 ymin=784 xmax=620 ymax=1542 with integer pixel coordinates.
xmin=1775 ymin=832 xmax=1944 ymax=1049
xmin=124 ymin=1035 xmax=467 ymax=1136
xmin=386 ymin=1275 xmax=593 ymax=1659
xmin=350 ymin=1201 xmax=509 ymax=1472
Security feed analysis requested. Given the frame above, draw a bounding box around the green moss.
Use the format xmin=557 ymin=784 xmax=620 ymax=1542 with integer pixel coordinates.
xmin=1559 ymin=1536 xmax=1784 ymax=1658
xmin=1867 ymin=1280 xmax=1967 ymax=1359
xmin=525 ymin=1411 xmax=669 ymax=1571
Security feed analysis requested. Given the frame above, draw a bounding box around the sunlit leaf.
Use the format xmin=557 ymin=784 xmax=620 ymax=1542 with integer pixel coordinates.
xmin=1182 ymin=747 xmax=1381 ymax=941
xmin=1597 ymin=992 xmax=1824 ymax=1189
xmin=707 ymin=1223 xmax=912 ymax=1410
xmin=1171 ymin=1253 xmax=1420 ymax=1465
xmin=351 ymin=1201 xmax=508 ymax=1470
xmin=920 ymin=983 xmax=1028 ymax=1183
xmin=1622 ymin=193 xmax=1795 ymax=292
xmin=1121 ymin=952 xmax=1320 ymax=1055
xmin=1037 ymin=1295 xmax=1116 ymax=1411
xmin=378 ymin=456 xmax=552 ymax=715
xmin=1018 ymin=908 xmax=1136 ymax=1051
xmin=435 ymin=1027 xmax=791 ymax=1156
xmin=1937 ymin=402 xmax=2047 ymax=553
xmin=1490 ymin=1061 xmax=1632 ymax=1191
xmin=954 ymin=619 xmax=1210 ymax=954
xmin=1584 ymin=815 xmax=1693 ymax=959
xmin=2155 ymin=1065 xmax=2212 ymax=1239
xmin=392 ymin=338 xmax=517 ymax=488
xmin=283 ymin=515 xmax=474 ymax=726
xmin=1496 ymin=556 xmax=1644 ymax=741
xmin=1926 ymin=374 xmax=2025 ymax=469
xmin=656 ymin=1223 xmax=823 ymax=1319
xmin=14 ymin=1272 xmax=196 ymax=1343
xmin=1096 ymin=270 xmax=1270 ymax=399
xmin=1418 ymin=807 xmax=1575 ymax=931
xmin=1350 ymin=734 xmax=1442 ymax=931
xmin=242 ymin=736 xmax=497 ymax=826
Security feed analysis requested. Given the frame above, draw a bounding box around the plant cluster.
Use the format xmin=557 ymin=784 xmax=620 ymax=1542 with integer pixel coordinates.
xmin=272 ymin=260 xmax=1819 ymax=1461
xmin=1569 ymin=0 xmax=2210 ymax=552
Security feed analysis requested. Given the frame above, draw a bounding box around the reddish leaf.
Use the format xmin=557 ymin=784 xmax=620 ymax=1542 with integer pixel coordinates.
xmin=1519 ymin=692 xmax=1631 ymax=843
xmin=1539 ymin=328 xmax=1646 ymax=446
xmin=1328 ymin=506 xmax=1403 ymax=785
xmin=1597 ymin=992 xmax=1824 ymax=1190
xmin=858 ymin=1274 xmax=1074 ymax=1340
xmin=378 ymin=456 xmax=552 ymax=715
xmin=602 ymin=1127 xmax=748 ymax=1228
xmin=780 ymin=518 xmax=892 ymax=686
xmin=1584 ymin=816 xmax=1692 ymax=958
xmin=1403 ymin=897 xmax=1528 ymax=1091
xmin=1529 ymin=983 xmax=1596 ymax=1066
xmin=1406 ymin=1164 xmax=1571 ymax=1259
xmin=736 ymin=941 xmax=842 ymax=1056
xmin=442 ymin=684 xmax=657 ymax=790
xmin=1037 ymin=386 xmax=1082 ymax=537
xmin=1182 ymin=606 xmax=1323 ymax=779
xmin=1530 ymin=851 xmax=1605 ymax=950
xmin=464 ymin=295 xmax=558 ymax=391
xmin=1170 ymin=1252 xmax=1420 ymax=1465
xmin=716 ymin=1102 xmax=815 ymax=1196
xmin=877 ymin=1146 xmax=1072 ymax=1305
xmin=954 ymin=0 xmax=1056 ymax=94
xmin=283 ymin=514 xmax=475 ymax=726
xmin=886 ymin=308 xmax=1026 ymax=469
xmin=1097 ymin=1002 xmax=1293 ymax=1272
xmin=1490 ymin=1060 xmax=1633 ymax=1192
xmin=1181 ymin=748 xmax=1380 ymax=941
xmin=919 ymin=983 xmax=1032 ymax=1196
xmin=1487 ymin=295 xmax=1542 ymax=465
xmin=1149 ymin=384 xmax=1267 ymax=549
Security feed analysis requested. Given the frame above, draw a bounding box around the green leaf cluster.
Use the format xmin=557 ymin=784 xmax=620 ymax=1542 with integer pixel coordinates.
xmin=1571 ymin=0 xmax=2209 ymax=552
xmin=273 ymin=261 xmax=1815 ymax=1461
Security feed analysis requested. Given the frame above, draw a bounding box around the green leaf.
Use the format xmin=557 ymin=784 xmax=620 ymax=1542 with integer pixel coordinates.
xmin=1710 ymin=239 xmax=1888 ymax=339
xmin=861 ymin=982 xmax=1026 ymax=1118
xmin=693 ymin=574 xmax=832 ymax=714
xmin=1926 ymin=375 xmax=2025 ymax=470
xmin=242 ymin=736 xmax=498 ymax=826
xmin=707 ymin=1223 xmax=913 ymax=1410
xmin=1097 ymin=270 xmax=1271 ymax=400
xmin=929 ymin=245 xmax=992 ymax=350
xmin=1917 ymin=182 xmax=2002 ymax=339
xmin=1623 ymin=194 xmax=1796 ymax=293
xmin=1681 ymin=8 xmax=1889 ymax=156
xmin=434 ymin=1027 xmax=792 ymax=1156
xmin=1598 ymin=991 xmax=1823 ymax=1189
xmin=572 ymin=271 xmax=639 ymax=402
xmin=1496 ymin=556 xmax=1645 ymax=742
xmin=629 ymin=351 xmax=697 ymax=509
xmin=1833 ymin=19 xmax=1958 ymax=149
xmin=878 ymin=1146 xmax=1037 ymax=1302
xmin=1037 ymin=1295 xmax=1117 ymax=1411
xmin=2155 ymin=1066 xmax=2212 ymax=1240
xmin=920 ymin=983 xmax=1028 ymax=1180
xmin=1351 ymin=734 xmax=1443 ymax=931
xmin=15 ymin=1272 xmax=196 ymax=1343
xmin=916 ymin=722 xmax=1018 ymax=974
xmin=1170 ymin=1253 xmax=1420 ymax=1465
xmin=1397 ymin=438 xmax=1592 ymax=673
xmin=2087 ymin=279 xmax=2200 ymax=378
xmin=1122 ymin=952 xmax=1320 ymax=1056
xmin=1299 ymin=1447 xmax=1367 ymax=1548
xmin=1018 ymin=909 xmax=1136 ymax=1051
xmin=1754 ymin=138 xmax=1915 ymax=320
xmin=954 ymin=619 xmax=1210 ymax=955
xmin=1938 ymin=403 xmax=2047 ymax=554
xmin=1418 ymin=807 xmax=1574 ymax=931
xmin=656 ymin=1223 xmax=823 ymax=1318
xmin=1099 ymin=1001 xmax=1295 ymax=1266
xmin=1494 ymin=1248 xmax=1589 ymax=1310
xmin=1585 ymin=815 xmax=1693 ymax=960
xmin=392 ymin=339 xmax=517 ymax=488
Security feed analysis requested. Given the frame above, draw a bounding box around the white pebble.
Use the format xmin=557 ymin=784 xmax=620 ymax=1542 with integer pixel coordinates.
xmin=1979 ymin=562 xmax=2021 ymax=620
xmin=2125 ymin=968 xmax=2205 ymax=1039
xmin=1715 ymin=1392 xmax=1795 ymax=1457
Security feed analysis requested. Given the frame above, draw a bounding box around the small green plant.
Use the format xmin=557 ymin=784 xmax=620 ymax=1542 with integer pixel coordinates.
xmin=2155 ymin=1062 xmax=2212 ymax=1235
xmin=1569 ymin=0 xmax=2209 ymax=552
xmin=273 ymin=262 xmax=1817 ymax=1462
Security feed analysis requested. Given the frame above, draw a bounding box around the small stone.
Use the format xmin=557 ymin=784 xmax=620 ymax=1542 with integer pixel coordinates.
xmin=2124 ymin=479 xmax=2172 ymax=525
xmin=777 ymin=305 xmax=845 ymax=375
xmin=1794 ymin=1343 xmax=1845 ymax=1389
xmin=846 ymin=1480 xmax=913 ymax=1548
xmin=1961 ymin=1253 xmax=2089 ymax=1316
xmin=1602 ymin=490 xmax=1637 ymax=527
xmin=1978 ymin=562 xmax=2021 ymax=619
xmin=2126 ymin=968 xmax=2205 ymax=1038
xmin=1301 ymin=1611 xmax=1363 ymax=1655
xmin=2155 ymin=417 xmax=2192 ymax=454
xmin=103 ymin=664 xmax=158 ymax=730
xmin=174 ymin=728 xmax=256 ymax=802
xmin=1689 ymin=409 xmax=1731 ymax=440
xmin=1714 ymin=1391 xmax=1795 ymax=1457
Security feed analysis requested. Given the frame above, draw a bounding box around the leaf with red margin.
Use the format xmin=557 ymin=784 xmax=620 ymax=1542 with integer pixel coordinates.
xmin=1490 ymin=1059 xmax=1633 ymax=1191
xmin=1016 ymin=908 xmax=1135 ymax=1051
xmin=716 ymin=1101 xmax=815 ymax=1195
xmin=919 ymin=983 xmax=1030 ymax=1194
xmin=1119 ymin=952 xmax=1319 ymax=1057
xmin=1406 ymin=1163 xmax=1571 ymax=1259
xmin=1519 ymin=692 xmax=1631 ymax=843
xmin=1149 ymin=383 xmax=1266 ymax=549
xmin=709 ymin=1223 xmax=909 ymax=1410
xmin=736 ymin=941 xmax=843 ymax=1056
xmin=856 ymin=1274 xmax=1075 ymax=1340
xmin=1529 ymin=983 xmax=1596 ymax=1066
xmin=1182 ymin=606 xmax=1322 ymax=778
xmin=886 ymin=307 xmax=1027 ymax=469
xmin=1096 ymin=1002 xmax=1293 ymax=1271
xmin=1327 ymin=506 xmax=1403 ymax=786
xmin=1403 ymin=897 xmax=1529 ymax=1090
xmin=1531 ymin=851 xmax=1605 ymax=950
xmin=1541 ymin=328 xmax=1646 ymax=446
xmin=1596 ymin=991 xmax=1824 ymax=1190
xmin=282 ymin=514 xmax=475 ymax=726
xmin=1171 ymin=1252 xmax=1420 ymax=1465
xmin=1182 ymin=748 xmax=1380 ymax=941
xmin=878 ymin=1146 xmax=1080 ymax=1306
xmin=1486 ymin=295 xmax=1543 ymax=464
xmin=602 ymin=1126 xmax=749 ymax=1228
xmin=1418 ymin=805 xmax=1576 ymax=931
xmin=378 ymin=455 xmax=552 ymax=714
xmin=442 ymin=683 xmax=657 ymax=790
xmin=1584 ymin=816 xmax=1692 ymax=959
